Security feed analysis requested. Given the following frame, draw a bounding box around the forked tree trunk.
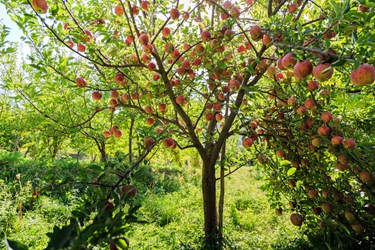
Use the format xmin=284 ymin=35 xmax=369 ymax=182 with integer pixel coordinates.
xmin=202 ymin=160 xmax=219 ymax=248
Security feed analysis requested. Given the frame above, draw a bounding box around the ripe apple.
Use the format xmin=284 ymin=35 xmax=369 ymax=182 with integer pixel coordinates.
xmin=262 ymin=34 xmax=272 ymax=46
xmin=321 ymin=111 xmax=332 ymax=123
xmin=276 ymin=149 xmax=284 ymax=158
xmin=66 ymin=40 xmax=74 ymax=48
xmin=147 ymin=62 xmax=156 ymax=71
xmin=304 ymin=99 xmax=315 ymax=109
xmin=290 ymin=213 xmax=304 ymax=226
xmin=308 ymin=189 xmax=318 ymax=198
xmin=92 ymin=91 xmax=102 ymax=101
xmin=114 ymin=130 xmax=122 ymax=138
xmin=103 ymin=130 xmax=111 ymax=138
xmin=318 ymin=125 xmax=331 ymax=136
xmin=77 ymin=43 xmax=86 ymax=52
xmin=32 ymin=0 xmax=48 ymax=14
xmin=170 ymin=8 xmax=180 ymax=19
xmin=294 ymin=60 xmax=313 ymax=79
xmin=296 ymin=106 xmax=307 ymax=116
xmin=158 ymin=103 xmax=167 ymax=112
xmin=322 ymin=203 xmax=333 ymax=213
xmin=242 ymin=137 xmax=253 ymax=148
xmin=120 ymin=93 xmax=130 ymax=102
xmin=277 ymin=57 xmax=287 ymax=70
xmin=163 ymin=137 xmax=175 ymax=148
xmin=145 ymin=106 xmax=153 ymax=114
xmin=143 ymin=115 xmax=154 ymax=125
xmin=281 ymin=52 xmax=297 ymax=69
xmin=109 ymin=99 xmax=118 ymax=107
xmin=175 ymin=95 xmax=185 ymax=105
xmin=249 ymin=25 xmax=262 ymax=41
xmin=114 ymin=5 xmax=124 ymax=16
xmin=162 ymin=27 xmax=170 ymax=37
xmin=144 ymin=137 xmax=155 ymax=147
xmin=111 ymin=90 xmax=120 ymax=99
xmin=114 ymin=72 xmax=126 ymax=85
xmin=201 ymin=30 xmax=211 ymax=42
xmin=313 ymin=63 xmax=334 ymax=82
xmin=336 ymin=162 xmax=348 ymax=171
xmin=331 ymin=136 xmax=343 ymax=145
xmin=139 ymin=33 xmax=149 ymax=45
xmin=337 ymin=154 xmax=348 ymax=165
xmin=350 ymin=64 xmax=375 ymax=86
xmin=76 ymin=76 xmax=87 ymax=88
xmin=141 ymin=1 xmax=150 ymax=11
xmin=288 ymin=3 xmax=298 ymax=13
xmin=343 ymin=138 xmax=356 ymax=149
xmin=215 ymin=113 xmax=223 ymax=122
xmin=120 ymin=184 xmax=137 ymax=198
xmin=359 ymin=170 xmax=374 ymax=184
xmin=205 ymin=113 xmax=214 ymax=121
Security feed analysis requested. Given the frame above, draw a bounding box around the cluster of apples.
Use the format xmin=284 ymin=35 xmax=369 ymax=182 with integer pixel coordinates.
xmin=103 ymin=125 xmax=122 ymax=139
xmin=244 ymin=57 xmax=374 ymax=234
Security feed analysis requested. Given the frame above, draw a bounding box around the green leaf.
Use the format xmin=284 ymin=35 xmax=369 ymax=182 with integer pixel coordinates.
xmin=287 ymin=167 xmax=297 ymax=176
xmin=280 ymin=160 xmax=291 ymax=166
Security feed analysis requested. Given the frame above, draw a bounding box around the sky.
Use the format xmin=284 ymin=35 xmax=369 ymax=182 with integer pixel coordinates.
xmin=0 ymin=2 xmax=24 ymax=42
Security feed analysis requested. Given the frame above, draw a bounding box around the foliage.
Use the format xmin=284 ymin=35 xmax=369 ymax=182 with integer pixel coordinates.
xmin=0 ymin=0 xmax=374 ymax=248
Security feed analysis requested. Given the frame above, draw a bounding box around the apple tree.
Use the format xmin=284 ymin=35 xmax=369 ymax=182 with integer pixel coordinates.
xmin=2 ymin=0 xmax=375 ymax=248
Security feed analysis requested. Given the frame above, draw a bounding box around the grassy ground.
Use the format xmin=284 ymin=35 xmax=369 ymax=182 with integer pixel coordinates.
xmin=0 ymin=151 xmax=327 ymax=249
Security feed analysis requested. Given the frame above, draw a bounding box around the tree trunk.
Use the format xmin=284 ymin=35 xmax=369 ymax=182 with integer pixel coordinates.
xmin=202 ymin=160 xmax=219 ymax=248
xmin=100 ymin=142 xmax=107 ymax=162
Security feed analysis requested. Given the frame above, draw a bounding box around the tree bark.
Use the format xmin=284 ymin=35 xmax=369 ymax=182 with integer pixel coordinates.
xmin=202 ymin=160 xmax=219 ymax=248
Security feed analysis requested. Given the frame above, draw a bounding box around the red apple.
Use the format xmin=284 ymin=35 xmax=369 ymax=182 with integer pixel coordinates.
xmin=282 ymin=52 xmax=297 ymax=69
xmin=114 ymin=130 xmax=122 ymax=138
xmin=249 ymin=25 xmax=262 ymax=41
xmin=146 ymin=117 xmax=155 ymax=126
xmin=144 ymin=137 xmax=155 ymax=147
xmin=343 ymin=138 xmax=356 ymax=149
xmin=114 ymin=5 xmax=124 ymax=16
xmin=139 ymin=34 xmax=149 ymax=45
xmin=141 ymin=1 xmax=150 ymax=11
xmin=322 ymin=203 xmax=333 ymax=213
xmin=321 ymin=111 xmax=332 ymax=123
xmin=163 ymin=137 xmax=175 ymax=148
xmin=205 ymin=113 xmax=214 ymax=121
xmin=76 ymin=76 xmax=87 ymax=88
xmin=318 ymin=125 xmax=331 ymax=136
xmin=32 ymin=0 xmax=48 ymax=14
xmin=114 ymin=72 xmax=126 ymax=85
xmin=290 ymin=213 xmax=304 ymax=226
xmin=92 ymin=91 xmax=102 ymax=101
xmin=313 ymin=63 xmax=334 ymax=82
xmin=170 ymin=8 xmax=180 ymax=20
xmin=294 ymin=60 xmax=313 ymax=79
xmin=158 ymin=103 xmax=167 ymax=112
xmin=176 ymin=95 xmax=185 ymax=105
xmin=331 ymin=136 xmax=343 ymax=145
xmin=120 ymin=184 xmax=137 ymax=198
xmin=242 ymin=137 xmax=253 ymax=148
xmin=77 ymin=43 xmax=86 ymax=52
xmin=350 ymin=64 xmax=375 ymax=86
xmin=201 ymin=30 xmax=211 ymax=42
